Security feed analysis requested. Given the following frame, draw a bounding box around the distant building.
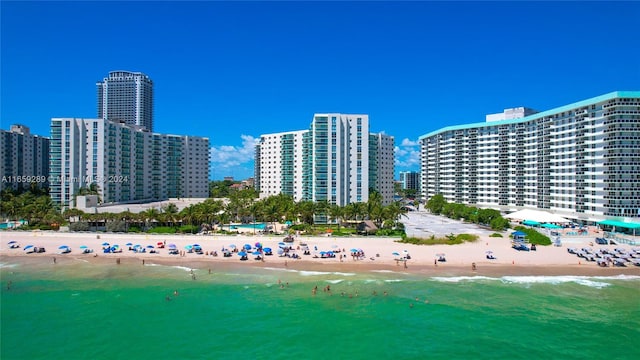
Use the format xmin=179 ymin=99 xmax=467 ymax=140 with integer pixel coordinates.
xmin=97 ymin=71 xmax=154 ymax=131
xmin=49 ymin=118 xmax=209 ymax=208
xmin=369 ymin=133 xmax=395 ymax=204
xmin=0 ymin=124 xmax=49 ymax=191
xmin=255 ymin=114 xmax=395 ymax=205
xmin=419 ymin=91 xmax=640 ymax=223
xmin=399 ymin=171 xmax=420 ymax=193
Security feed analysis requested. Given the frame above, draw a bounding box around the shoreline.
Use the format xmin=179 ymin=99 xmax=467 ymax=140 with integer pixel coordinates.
xmin=2 ymin=229 xmax=639 ymax=278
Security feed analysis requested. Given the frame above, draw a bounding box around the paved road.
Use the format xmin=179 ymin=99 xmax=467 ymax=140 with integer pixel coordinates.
xmin=401 ymin=209 xmax=497 ymax=238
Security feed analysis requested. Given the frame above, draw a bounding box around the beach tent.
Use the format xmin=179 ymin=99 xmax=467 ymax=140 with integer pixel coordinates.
xmin=504 ymin=209 xmax=570 ymax=223
xmin=522 ymin=220 xmax=541 ymax=227
xmin=597 ymin=220 xmax=640 ymax=236
xmin=511 ymin=231 xmax=527 ymax=241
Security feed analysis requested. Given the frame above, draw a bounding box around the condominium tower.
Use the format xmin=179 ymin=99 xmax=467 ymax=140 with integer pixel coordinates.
xmin=419 ymin=91 xmax=640 ymax=223
xmin=255 ymin=114 xmax=395 ymax=206
xmin=0 ymin=124 xmax=49 ymax=191
xmin=49 ymin=118 xmax=209 ymax=208
xmin=97 ymin=71 xmax=154 ymax=131
xmin=399 ymin=171 xmax=421 ymax=192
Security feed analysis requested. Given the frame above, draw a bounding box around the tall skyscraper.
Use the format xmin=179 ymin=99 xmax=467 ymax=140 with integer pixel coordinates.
xmin=0 ymin=124 xmax=50 ymax=191
xmin=97 ymin=71 xmax=154 ymax=131
xmin=255 ymin=113 xmax=395 ymax=206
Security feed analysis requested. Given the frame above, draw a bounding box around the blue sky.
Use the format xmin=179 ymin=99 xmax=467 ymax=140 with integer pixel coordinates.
xmin=2 ymin=1 xmax=639 ymax=180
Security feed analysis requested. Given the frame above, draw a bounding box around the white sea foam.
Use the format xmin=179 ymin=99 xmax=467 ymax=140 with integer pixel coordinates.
xmin=325 ymin=279 xmax=344 ymax=284
xmin=297 ymin=270 xmax=356 ymax=277
xmin=431 ymin=276 xmax=497 ymax=283
xmin=169 ymin=265 xmax=193 ymax=272
xmin=0 ymin=262 xmax=18 ymax=269
xmin=370 ymin=270 xmax=398 ymax=274
xmin=501 ymin=276 xmax=612 ymax=289
xmin=384 ymin=279 xmax=405 ymax=283
xmin=430 ymin=275 xmax=638 ymax=289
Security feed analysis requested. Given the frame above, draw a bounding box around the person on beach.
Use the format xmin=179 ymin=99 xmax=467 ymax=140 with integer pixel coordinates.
xmin=472 ymin=262 xmax=477 ymax=271
xmin=7 ymin=280 xmax=12 ymax=290
xmin=117 ymin=258 xmax=121 ymax=265
xmin=53 ymin=257 xmax=56 ymax=264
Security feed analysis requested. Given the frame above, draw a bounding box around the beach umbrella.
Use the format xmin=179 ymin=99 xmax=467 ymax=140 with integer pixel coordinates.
xmin=229 ymin=244 xmax=237 ymax=249
xmin=485 ymin=250 xmax=494 ymax=254
xmin=238 ymin=251 xmax=247 ymax=257
xmin=102 ymin=242 xmax=110 ymax=246
xmin=278 ymin=242 xmax=286 ymax=248
xmin=80 ymin=245 xmax=88 ymax=249
xmin=193 ymin=244 xmax=201 ymax=247
xmin=255 ymin=242 xmax=263 ymax=248
xmin=277 ymin=248 xmax=284 ymax=255
xmin=350 ymin=248 xmax=358 ymax=252
xmin=392 ymin=252 xmax=400 ymax=256
xmin=146 ymin=245 xmax=155 ymax=249
xmin=185 ymin=245 xmax=193 ymax=250
xmin=252 ymin=251 xmax=262 ymax=256
xmin=263 ymin=247 xmax=272 ymax=252
xmin=24 ymin=245 xmax=34 ymax=251
xmin=244 ymin=244 xmax=252 ymax=250
xmin=8 ymin=240 xmax=17 ymax=244
xmin=126 ymin=242 xmax=133 ymax=246
xmin=58 ymin=245 xmax=70 ymax=249
xmin=168 ymin=244 xmax=177 ymax=250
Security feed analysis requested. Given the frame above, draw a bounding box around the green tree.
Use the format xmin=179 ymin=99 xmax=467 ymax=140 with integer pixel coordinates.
xmin=426 ymin=194 xmax=446 ymax=214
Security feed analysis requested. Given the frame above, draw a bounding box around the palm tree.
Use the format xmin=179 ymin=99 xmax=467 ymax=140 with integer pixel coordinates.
xmin=328 ymin=204 xmax=344 ymax=230
xmin=296 ymin=201 xmax=316 ymax=226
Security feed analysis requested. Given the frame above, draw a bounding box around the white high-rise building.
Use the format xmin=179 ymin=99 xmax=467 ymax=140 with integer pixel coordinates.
xmin=97 ymin=71 xmax=154 ymax=131
xmin=255 ymin=114 xmax=395 ymax=206
xmin=0 ymin=124 xmax=50 ymax=191
xmin=49 ymin=118 xmax=208 ymax=208
xmin=419 ymin=91 xmax=640 ymax=223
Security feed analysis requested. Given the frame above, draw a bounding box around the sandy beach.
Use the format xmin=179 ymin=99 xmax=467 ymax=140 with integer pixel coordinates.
xmin=2 ymin=224 xmax=639 ymax=277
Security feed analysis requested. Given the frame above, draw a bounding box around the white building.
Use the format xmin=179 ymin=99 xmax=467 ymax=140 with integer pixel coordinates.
xmin=0 ymin=124 xmax=50 ymax=191
xmin=49 ymin=118 xmax=209 ymax=208
xmin=97 ymin=71 xmax=154 ymax=131
xmin=419 ymin=91 xmax=640 ymax=224
xmin=255 ymin=114 xmax=395 ymax=206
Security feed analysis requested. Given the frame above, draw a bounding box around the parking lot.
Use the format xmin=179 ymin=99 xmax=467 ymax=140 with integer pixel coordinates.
xmin=401 ymin=209 xmax=497 ymax=238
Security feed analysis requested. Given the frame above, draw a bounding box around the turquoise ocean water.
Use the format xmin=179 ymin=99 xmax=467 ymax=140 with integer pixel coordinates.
xmin=1 ymin=259 xmax=639 ymax=360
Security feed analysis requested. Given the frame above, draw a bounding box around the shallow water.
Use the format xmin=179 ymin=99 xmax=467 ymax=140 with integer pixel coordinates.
xmin=1 ymin=260 xmax=639 ymax=360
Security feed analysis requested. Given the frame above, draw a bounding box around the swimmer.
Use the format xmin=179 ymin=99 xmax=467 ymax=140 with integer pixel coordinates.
xmin=174 ymin=290 xmax=179 ymax=296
